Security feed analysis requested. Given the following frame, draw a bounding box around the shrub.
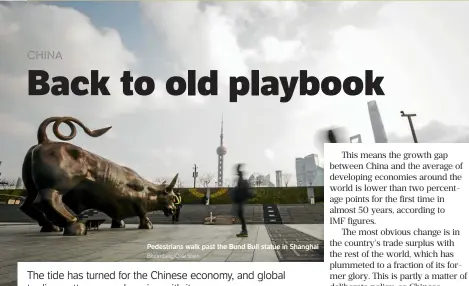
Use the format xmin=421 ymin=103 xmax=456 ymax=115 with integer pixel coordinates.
xmin=0 ymin=189 xmax=26 ymax=197
xmin=1 ymin=186 xmax=324 ymax=204
xmin=209 ymin=187 xmax=315 ymax=204
xmin=0 ymin=189 xmax=26 ymax=203
xmin=176 ymin=188 xmax=208 ymax=204
xmin=313 ymin=186 xmax=324 ymax=203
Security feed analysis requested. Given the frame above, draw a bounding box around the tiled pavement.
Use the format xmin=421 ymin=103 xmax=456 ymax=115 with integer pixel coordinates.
xmin=0 ymin=223 xmax=324 ymax=285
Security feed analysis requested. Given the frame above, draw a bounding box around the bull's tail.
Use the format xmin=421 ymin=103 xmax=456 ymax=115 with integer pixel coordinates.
xmin=37 ymin=117 xmax=112 ymax=144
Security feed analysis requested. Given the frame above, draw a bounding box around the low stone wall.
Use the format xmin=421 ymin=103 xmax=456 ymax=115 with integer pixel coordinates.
xmin=0 ymin=204 xmax=324 ymax=224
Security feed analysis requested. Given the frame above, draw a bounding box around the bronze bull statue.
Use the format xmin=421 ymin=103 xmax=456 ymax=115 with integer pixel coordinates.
xmin=20 ymin=116 xmax=177 ymax=236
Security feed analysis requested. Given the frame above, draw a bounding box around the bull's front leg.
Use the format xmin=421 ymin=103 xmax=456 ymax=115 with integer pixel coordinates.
xmin=23 ymin=192 xmax=62 ymax=232
xmin=136 ymin=209 xmax=153 ymax=229
xmin=22 ymin=146 xmax=62 ymax=233
xmin=111 ymin=219 xmax=126 ymax=228
xmin=138 ymin=216 xmax=153 ymax=229
xmin=35 ymin=188 xmax=87 ymax=236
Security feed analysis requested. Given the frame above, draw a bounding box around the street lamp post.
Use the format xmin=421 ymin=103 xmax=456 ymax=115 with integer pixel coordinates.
xmin=0 ymin=160 xmax=3 ymax=183
xmin=192 ymin=164 xmax=198 ymax=188
xmin=0 ymin=161 xmax=6 ymax=189
xmin=400 ymin=111 xmax=418 ymax=143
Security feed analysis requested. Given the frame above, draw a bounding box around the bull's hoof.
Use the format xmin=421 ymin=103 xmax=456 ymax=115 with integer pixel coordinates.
xmin=111 ymin=220 xmax=125 ymax=229
xmin=63 ymin=221 xmax=87 ymax=236
xmin=40 ymin=224 xmax=62 ymax=233
xmin=138 ymin=220 xmax=153 ymax=229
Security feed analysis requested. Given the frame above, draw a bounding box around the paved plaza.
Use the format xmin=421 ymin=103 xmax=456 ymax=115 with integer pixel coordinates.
xmin=0 ymin=223 xmax=324 ymax=285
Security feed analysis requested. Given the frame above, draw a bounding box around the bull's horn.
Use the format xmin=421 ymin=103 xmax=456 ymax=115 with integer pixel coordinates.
xmin=165 ymin=173 xmax=179 ymax=191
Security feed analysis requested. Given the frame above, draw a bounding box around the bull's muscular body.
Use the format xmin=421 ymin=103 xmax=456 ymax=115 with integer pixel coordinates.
xmin=20 ymin=117 xmax=177 ymax=236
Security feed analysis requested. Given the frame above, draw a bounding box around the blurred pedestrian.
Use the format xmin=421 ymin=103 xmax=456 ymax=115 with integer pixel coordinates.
xmin=231 ymin=164 xmax=253 ymax=237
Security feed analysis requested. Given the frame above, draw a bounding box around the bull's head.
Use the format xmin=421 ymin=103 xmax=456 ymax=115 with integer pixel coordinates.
xmin=148 ymin=173 xmax=178 ymax=217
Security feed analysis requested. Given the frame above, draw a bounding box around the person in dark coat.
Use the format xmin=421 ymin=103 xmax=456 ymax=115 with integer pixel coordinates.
xmin=327 ymin=129 xmax=338 ymax=143
xmin=232 ymin=164 xmax=251 ymax=237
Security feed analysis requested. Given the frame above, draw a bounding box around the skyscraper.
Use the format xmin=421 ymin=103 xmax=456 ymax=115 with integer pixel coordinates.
xmin=368 ymin=100 xmax=388 ymax=143
xmin=275 ymin=170 xmax=283 ymax=187
xmin=295 ymin=154 xmax=319 ymax=186
xmin=216 ymin=116 xmax=226 ymax=187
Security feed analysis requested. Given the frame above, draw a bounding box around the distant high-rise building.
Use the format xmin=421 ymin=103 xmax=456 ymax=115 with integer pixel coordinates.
xmin=313 ymin=167 xmax=324 ymax=186
xmin=216 ymin=116 xmax=226 ymax=187
xmin=275 ymin=170 xmax=283 ymax=187
xmin=350 ymin=134 xmax=362 ymax=143
xmin=295 ymin=154 xmax=319 ymax=186
xmin=249 ymin=174 xmax=274 ymax=187
xmin=295 ymin=158 xmax=305 ymax=186
xmin=263 ymin=174 xmax=275 ymax=187
xmin=368 ymin=100 xmax=388 ymax=143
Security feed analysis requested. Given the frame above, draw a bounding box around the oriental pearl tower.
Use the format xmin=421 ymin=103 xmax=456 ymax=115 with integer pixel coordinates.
xmin=216 ymin=115 xmax=226 ymax=187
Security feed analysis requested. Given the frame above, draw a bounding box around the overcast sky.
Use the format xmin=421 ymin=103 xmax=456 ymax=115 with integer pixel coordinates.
xmin=1 ymin=1 xmax=468 ymax=186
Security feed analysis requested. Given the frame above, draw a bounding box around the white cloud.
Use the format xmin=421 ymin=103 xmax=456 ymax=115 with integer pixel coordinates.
xmin=257 ymin=1 xmax=301 ymax=20
xmin=264 ymin=148 xmax=275 ymax=161
xmin=338 ymin=1 xmax=359 ymax=13
xmin=260 ymin=36 xmax=305 ymax=64
xmin=151 ymin=147 xmax=192 ymax=158
xmin=0 ymin=3 xmax=141 ymax=122
xmin=0 ymin=113 xmax=34 ymax=137
xmin=142 ymin=2 xmax=249 ymax=87
xmin=389 ymin=121 xmax=469 ymax=143
xmin=150 ymin=147 xmax=193 ymax=169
